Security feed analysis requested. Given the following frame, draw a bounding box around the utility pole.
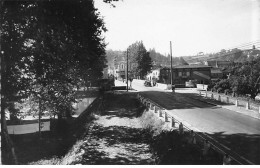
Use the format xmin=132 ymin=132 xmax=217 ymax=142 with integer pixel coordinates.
xmin=126 ymin=48 xmax=129 ymax=92
xmin=170 ymin=41 xmax=173 ymax=87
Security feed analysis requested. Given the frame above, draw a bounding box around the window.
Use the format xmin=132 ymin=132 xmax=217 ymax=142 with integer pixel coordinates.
xmin=186 ymin=71 xmax=190 ymax=76
xmin=178 ymin=72 xmax=182 ymax=77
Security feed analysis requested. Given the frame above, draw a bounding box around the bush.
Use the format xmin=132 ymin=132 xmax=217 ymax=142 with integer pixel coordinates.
xmin=140 ymin=110 xmax=164 ymax=136
xmin=211 ymin=79 xmax=231 ymax=93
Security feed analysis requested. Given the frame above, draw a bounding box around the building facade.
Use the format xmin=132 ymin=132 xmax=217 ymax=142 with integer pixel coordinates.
xmin=150 ymin=64 xmax=212 ymax=85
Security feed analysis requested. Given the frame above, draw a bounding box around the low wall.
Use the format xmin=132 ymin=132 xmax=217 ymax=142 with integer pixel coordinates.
xmin=197 ymin=84 xmax=208 ymax=91
xmin=200 ymin=91 xmax=260 ymax=119
xmin=156 ymin=83 xmax=168 ymax=90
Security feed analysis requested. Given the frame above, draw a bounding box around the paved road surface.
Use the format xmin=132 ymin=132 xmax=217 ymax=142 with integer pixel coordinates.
xmin=115 ymin=80 xmax=260 ymax=164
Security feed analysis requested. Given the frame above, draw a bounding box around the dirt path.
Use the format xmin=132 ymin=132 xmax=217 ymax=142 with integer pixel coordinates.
xmin=78 ymin=92 xmax=155 ymax=165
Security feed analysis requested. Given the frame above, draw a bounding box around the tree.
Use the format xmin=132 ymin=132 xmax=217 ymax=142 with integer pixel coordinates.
xmin=226 ymin=57 xmax=260 ymax=99
xmin=127 ymin=41 xmax=152 ymax=79
xmin=1 ymin=0 xmax=107 ymax=164
xmin=137 ymin=51 xmax=153 ymax=79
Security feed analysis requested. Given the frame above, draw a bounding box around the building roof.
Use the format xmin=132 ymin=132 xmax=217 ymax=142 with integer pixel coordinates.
xmin=162 ymin=64 xmax=211 ymax=69
xmin=174 ymin=64 xmax=211 ymax=69
xmin=177 ymin=57 xmax=189 ymax=66
xmin=205 ymin=60 xmax=231 ymax=66
xmin=163 ymin=57 xmax=189 ymax=68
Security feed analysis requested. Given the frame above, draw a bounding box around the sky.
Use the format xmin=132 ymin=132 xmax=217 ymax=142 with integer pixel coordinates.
xmin=95 ymin=0 xmax=260 ymax=56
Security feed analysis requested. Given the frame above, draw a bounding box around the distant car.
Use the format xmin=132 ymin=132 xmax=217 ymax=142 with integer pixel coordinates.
xmin=144 ymin=80 xmax=152 ymax=87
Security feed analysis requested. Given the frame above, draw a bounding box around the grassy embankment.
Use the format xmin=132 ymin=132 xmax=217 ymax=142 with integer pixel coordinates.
xmin=29 ymin=91 xmax=223 ymax=165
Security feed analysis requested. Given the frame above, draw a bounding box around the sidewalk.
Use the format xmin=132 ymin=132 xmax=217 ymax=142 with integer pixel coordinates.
xmin=195 ymin=91 xmax=260 ymax=120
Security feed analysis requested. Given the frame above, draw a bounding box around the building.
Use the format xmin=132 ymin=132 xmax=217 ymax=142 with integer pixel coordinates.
xmin=154 ymin=64 xmax=211 ymax=86
xmin=114 ymin=55 xmax=138 ymax=80
xmin=115 ymin=57 xmax=126 ymax=79
xmin=146 ymin=67 xmax=161 ymax=81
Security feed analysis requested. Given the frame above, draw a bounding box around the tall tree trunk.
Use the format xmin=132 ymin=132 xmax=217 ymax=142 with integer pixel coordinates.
xmin=0 ymin=63 xmax=18 ymax=164
xmin=1 ymin=2 xmax=18 ymax=162
xmin=1 ymin=104 xmax=18 ymax=164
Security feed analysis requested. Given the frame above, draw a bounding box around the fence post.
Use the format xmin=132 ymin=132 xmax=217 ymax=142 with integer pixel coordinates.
xmin=235 ymin=99 xmax=239 ymax=106
xmin=149 ymin=103 xmax=151 ymax=110
xmin=164 ymin=111 xmax=168 ymax=122
xmin=158 ymin=108 xmax=161 ymax=117
xmin=150 ymin=103 xmax=154 ymax=110
xmin=199 ymin=91 xmax=201 ymax=96
xmin=218 ymin=95 xmax=221 ymax=101
xmin=205 ymin=91 xmax=207 ymax=98
xmin=171 ymin=117 xmax=175 ymax=127
xmin=246 ymin=100 xmax=250 ymax=110
xmin=159 ymin=109 xmax=162 ymax=117
xmin=179 ymin=122 xmax=184 ymax=134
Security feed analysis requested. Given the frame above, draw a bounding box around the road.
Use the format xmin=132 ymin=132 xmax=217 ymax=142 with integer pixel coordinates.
xmin=126 ymin=80 xmax=260 ymax=164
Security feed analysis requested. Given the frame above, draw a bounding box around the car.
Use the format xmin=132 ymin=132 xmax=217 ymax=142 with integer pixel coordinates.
xmin=144 ymin=80 xmax=152 ymax=87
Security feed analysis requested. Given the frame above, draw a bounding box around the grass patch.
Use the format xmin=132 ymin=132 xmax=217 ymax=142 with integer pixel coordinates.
xmin=139 ymin=110 xmax=165 ymax=136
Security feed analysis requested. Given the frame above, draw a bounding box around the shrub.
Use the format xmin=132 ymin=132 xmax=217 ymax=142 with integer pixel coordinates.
xmin=139 ymin=110 xmax=164 ymax=136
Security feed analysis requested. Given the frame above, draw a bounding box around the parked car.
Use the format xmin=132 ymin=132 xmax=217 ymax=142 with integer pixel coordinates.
xmin=144 ymin=80 xmax=152 ymax=87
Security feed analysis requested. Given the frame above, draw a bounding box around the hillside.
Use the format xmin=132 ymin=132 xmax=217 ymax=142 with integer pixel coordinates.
xmin=183 ymin=49 xmax=260 ymax=64
xmin=106 ymin=48 xmax=260 ymax=68
xmin=105 ymin=49 xmax=189 ymax=68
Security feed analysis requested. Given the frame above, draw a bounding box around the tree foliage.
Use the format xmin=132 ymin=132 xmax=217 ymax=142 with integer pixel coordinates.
xmin=212 ymin=57 xmax=260 ymax=99
xmin=1 ymin=0 xmax=107 ymax=163
xmin=127 ymin=41 xmax=152 ymax=79
xmin=2 ymin=0 xmax=107 ymax=118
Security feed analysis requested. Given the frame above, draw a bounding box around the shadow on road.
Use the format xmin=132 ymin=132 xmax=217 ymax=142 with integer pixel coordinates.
xmin=208 ymin=132 xmax=260 ymax=164
xmin=138 ymin=91 xmax=218 ymax=110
